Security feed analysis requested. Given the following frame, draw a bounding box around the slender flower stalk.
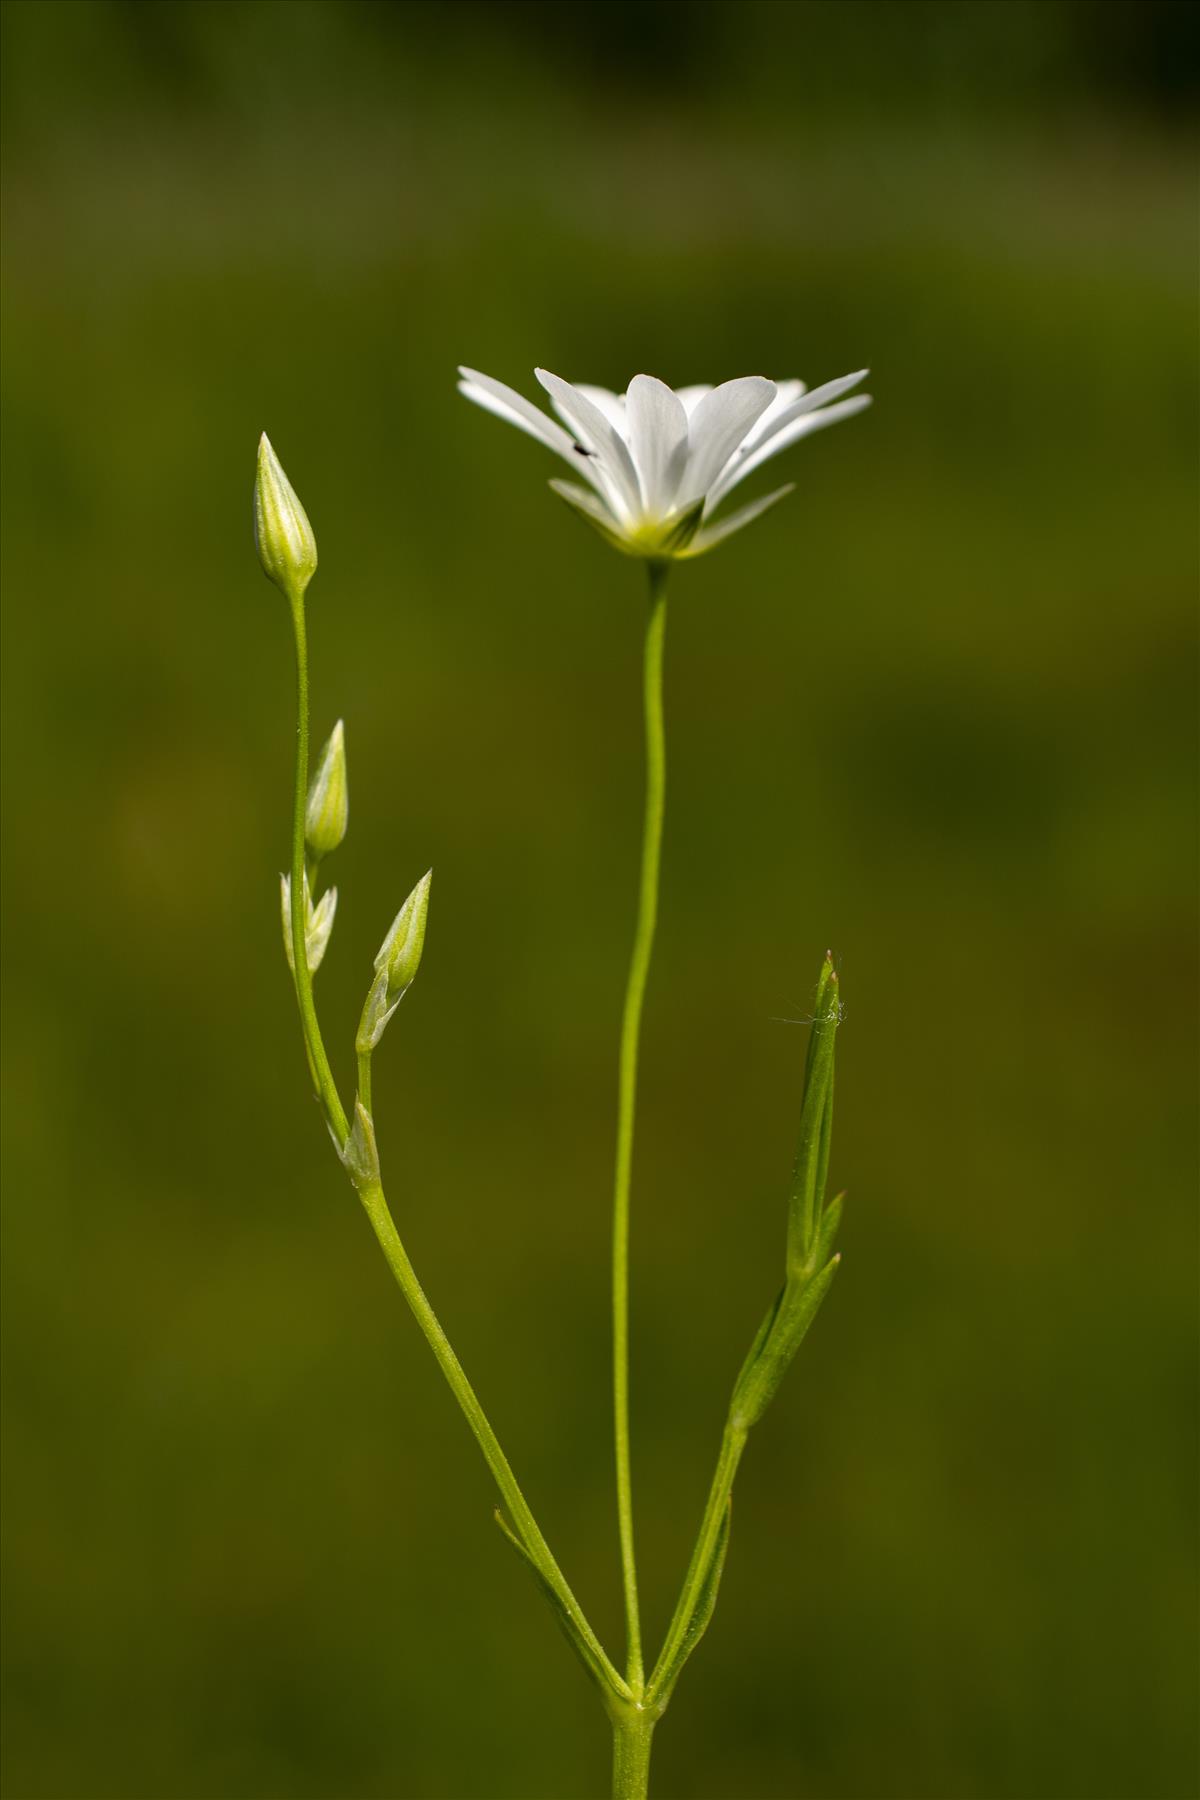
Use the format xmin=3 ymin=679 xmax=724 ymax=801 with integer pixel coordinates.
xmin=460 ymin=369 xmax=864 ymax=1794
xmin=611 ymin=560 xmax=669 ymax=1687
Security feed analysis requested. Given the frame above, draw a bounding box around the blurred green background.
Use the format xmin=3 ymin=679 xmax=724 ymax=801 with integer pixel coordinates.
xmin=2 ymin=3 xmax=1196 ymax=1797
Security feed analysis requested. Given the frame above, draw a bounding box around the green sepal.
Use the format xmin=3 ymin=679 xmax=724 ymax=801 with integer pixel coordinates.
xmin=492 ymin=1508 xmax=629 ymax=1707
xmin=281 ymin=871 xmax=337 ymax=976
xmin=648 ymin=1499 xmax=732 ymax=1713
xmin=337 ymin=1099 xmax=380 ymax=1191
xmin=730 ymin=1255 xmax=840 ymax=1433
xmin=549 ymin=480 xmax=639 ymax=556
xmin=657 ymin=495 xmax=706 ymax=554
xmin=356 ymin=963 xmax=403 ymax=1055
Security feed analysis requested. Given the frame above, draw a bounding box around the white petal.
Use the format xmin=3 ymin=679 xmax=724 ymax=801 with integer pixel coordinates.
xmin=535 ymin=370 xmax=644 ymax=521
xmin=681 ymin=377 xmax=777 ymax=504
xmin=774 ymin=377 xmax=808 ymax=407
xmin=709 ymin=394 xmax=872 ymax=504
xmin=673 ymin=384 xmax=713 ymax=416
xmin=458 ymin=367 xmax=576 ymax=459
xmin=625 ymin=374 xmax=688 ymax=518
xmin=684 ymin=485 xmax=795 ymax=557
xmin=742 ymin=378 xmax=807 ymax=448
xmin=574 ymin=385 xmax=628 ymax=432
xmin=750 ymin=371 xmax=869 ymax=455
xmin=459 ymin=368 xmax=613 ymax=504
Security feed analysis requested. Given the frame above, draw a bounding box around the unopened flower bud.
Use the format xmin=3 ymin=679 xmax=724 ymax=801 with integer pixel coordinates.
xmin=280 ymin=871 xmax=337 ymax=975
xmin=306 ymin=720 xmax=348 ymax=857
xmin=377 ymin=869 xmax=432 ymax=998
xmin=356 ymin=871 xmax=432 ymax=1054
xmin=255 ymin=433 xmax=317 ymax=601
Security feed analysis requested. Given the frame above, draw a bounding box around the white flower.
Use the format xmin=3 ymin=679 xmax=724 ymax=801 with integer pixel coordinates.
xmin=457 ymin=367 xmax=870 ymax=559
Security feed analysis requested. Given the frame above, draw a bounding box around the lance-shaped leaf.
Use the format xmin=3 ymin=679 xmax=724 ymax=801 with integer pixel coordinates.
xmin=730 ymin=1282 xmax=787 ymax=1406
xmin=493 ymin=1508 xmax=630 ymax=1708
xmin=786 ymin=954 xmax=840 ymax=1268
xmin=730 ymin=1254 xmax=840 ymax=1433
xmin=649 ymin=1499 xmax=732 ymax=1713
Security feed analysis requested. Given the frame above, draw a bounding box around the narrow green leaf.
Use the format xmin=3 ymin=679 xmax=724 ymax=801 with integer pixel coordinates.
xmin=812 ymin=1059 xmax=834 ymax=1238
xmin=493 ymin=1509 xmax=627 ymax=1706
xmin=804 ymin=954 xmax=836 ymax=1084
xmin=787 ymin=956 xmax=840 ymax=1267
xmin=650 ymin=1499 xmax=732 ymax=1712
xmin=730 ymin=1255 xmax=840 ymax=1432
xmin=730 ymin=1282 xmax=786 ymax=1404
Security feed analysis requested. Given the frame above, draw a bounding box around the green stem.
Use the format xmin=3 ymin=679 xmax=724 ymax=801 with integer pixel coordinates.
xmin=611 ymin=1705 xmax=656 ymax=1800
xmin=288 ymin=594 xmax=349 ymax=1144
xmin=612 ymin=562 xmax=669 ymax=1689
xmin=649 ymin=1419 xmax=747 ymax=1704
xmin=356 ymin=1048 xmax=373 ymax=1115
xmin=356 ymin=1177 xmax=628 ymax=1701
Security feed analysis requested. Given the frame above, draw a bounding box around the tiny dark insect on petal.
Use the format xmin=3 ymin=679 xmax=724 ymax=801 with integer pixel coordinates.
xmin=573 ymin=443 xmax=595 ymax=458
